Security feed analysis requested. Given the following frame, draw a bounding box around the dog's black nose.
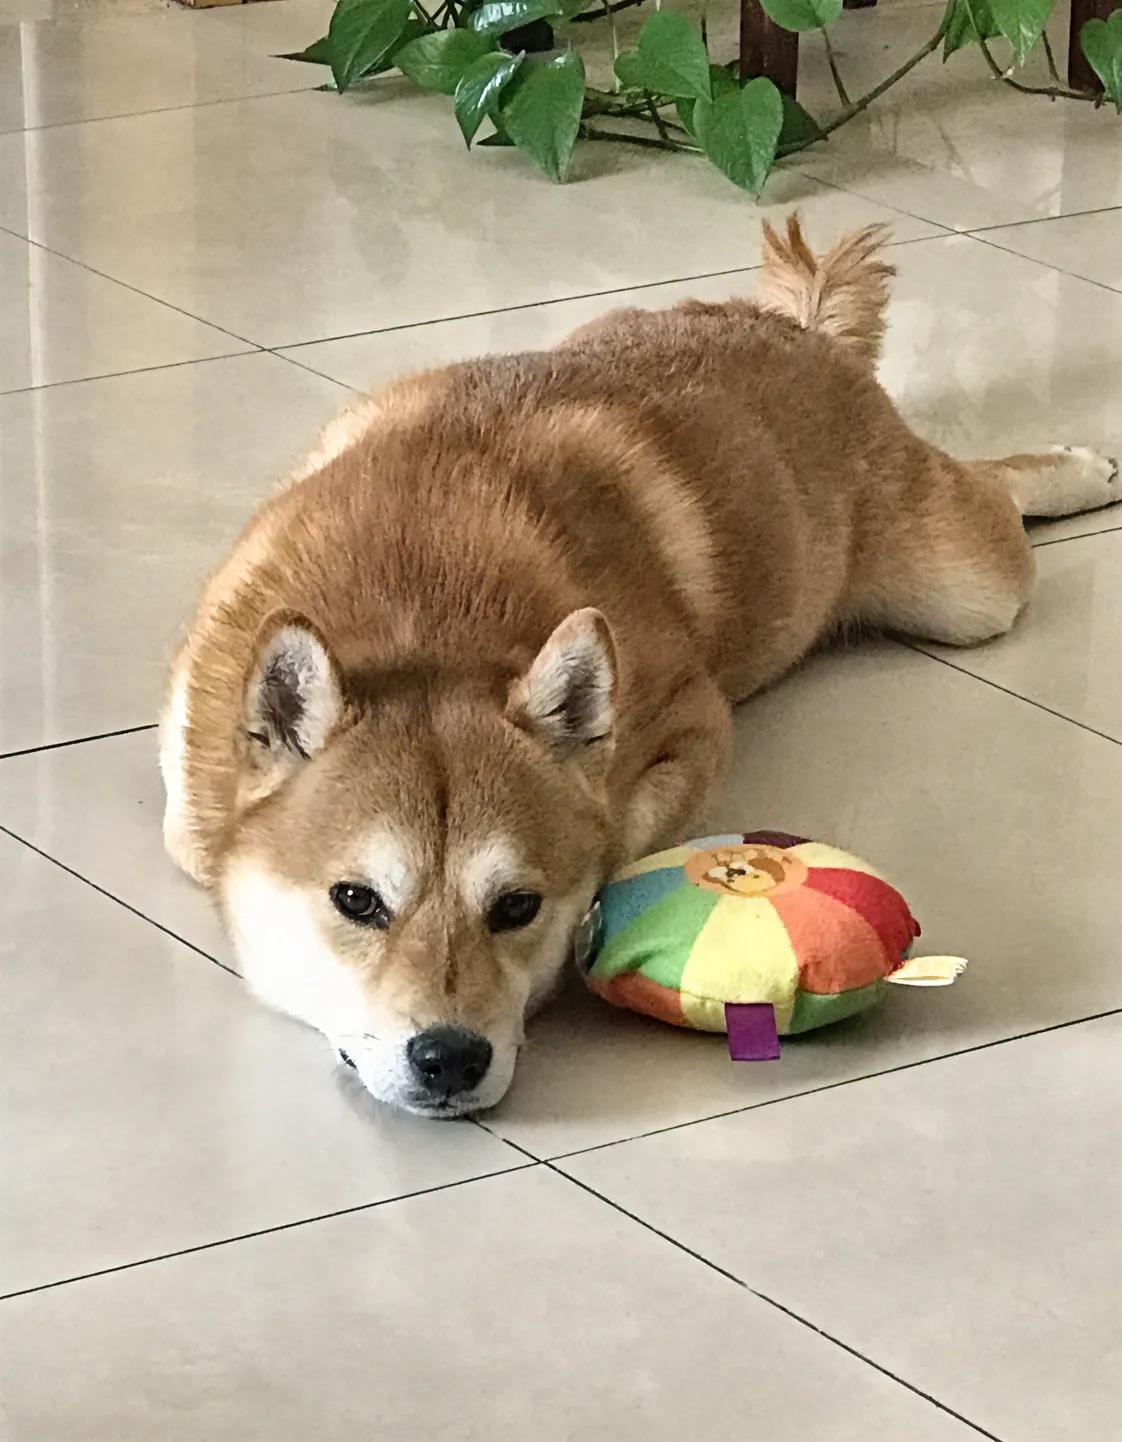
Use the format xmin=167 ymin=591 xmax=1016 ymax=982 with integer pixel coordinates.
xmin=407 ymin=1027 xmax=493 ymax=1097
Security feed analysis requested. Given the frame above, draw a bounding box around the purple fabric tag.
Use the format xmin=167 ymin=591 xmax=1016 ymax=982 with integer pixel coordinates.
xmin=725 ymin=1003 xmax=781 ymax=1061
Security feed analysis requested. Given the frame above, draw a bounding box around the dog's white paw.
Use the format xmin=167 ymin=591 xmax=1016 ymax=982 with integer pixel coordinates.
xmin=1039 ymin=445 xmax=1120 ymax=517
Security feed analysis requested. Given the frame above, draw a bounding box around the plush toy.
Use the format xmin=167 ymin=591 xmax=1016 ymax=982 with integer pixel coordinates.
xmin=581 ymin=831 xmax=966 ymax=1060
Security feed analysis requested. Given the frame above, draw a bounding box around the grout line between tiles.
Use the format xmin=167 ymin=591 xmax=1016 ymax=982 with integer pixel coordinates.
xmin=0 ymin=225 xmax=263 ymax=350
xmin=903 ymin=643 xmax=1122 ymax=746
xmin=0 ymin=723 xmax=156 ymax=761
xmin=0 ymin=84 xmax=322 ymax=140
xmin=270 ymin=266 xmax=765 ymax=358
xmin=541 ymin=1001 xmax=1122 ymax=1164
xmin=549 ymin=1166 xmax=1005 ymax=1441
xmin=268 ymin=230 xmax=945 ymax=363
xmin=966 ymin=203 xmax=1122 ymax=236
xmin=0 ymin=351 xmax=259 ymax=400
xmin=0 ymin=822 xmax=240 ymax=979
xmin=968 ymin=229 xmax=1122 ymax=299
xmin=1032 ymin=522 xmax=1122 ymax=548
xmin=0 ymin=1161 xmax=538 ymax=1306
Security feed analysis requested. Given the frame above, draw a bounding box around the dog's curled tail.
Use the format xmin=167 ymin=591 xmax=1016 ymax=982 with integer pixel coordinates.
xmin=755 ymin=213 xmax=894 ymax=366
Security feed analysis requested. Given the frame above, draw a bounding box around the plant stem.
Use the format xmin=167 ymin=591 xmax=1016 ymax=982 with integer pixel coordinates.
xmin=781 ymin=8 xmax=950 ymax=155
xmin=645 ymin=93 xmax=672 ymax=140
xmin=603 ymin=0 xmax=620 ymax=90
xmin=572 ymin=0 xmax=645 ymax=20
xmin=822 ymin=27 xmax=852 ymax=108
xmin=1041 ymin=28 xmax=1062 ymax=85
xmin=411 ymin=0 xmax=437 ymax=24
xmin=580 ymin=123 xmax=700 ymax=151
xmin=961 ymin=0 xmax=1101 ymax=101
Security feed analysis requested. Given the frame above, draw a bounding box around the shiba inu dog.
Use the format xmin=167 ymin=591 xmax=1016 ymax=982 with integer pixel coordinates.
xmin=161 ymin=217 xmax=1118 ymax=1117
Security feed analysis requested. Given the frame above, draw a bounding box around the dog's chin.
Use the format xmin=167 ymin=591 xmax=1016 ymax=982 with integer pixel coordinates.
xmin=332 ymin=1035 xmax=518 ymax=1119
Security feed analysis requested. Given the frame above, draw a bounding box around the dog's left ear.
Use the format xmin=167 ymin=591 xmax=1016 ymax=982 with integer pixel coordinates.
xmin=507 ymin=608 xmax=617 ymax=755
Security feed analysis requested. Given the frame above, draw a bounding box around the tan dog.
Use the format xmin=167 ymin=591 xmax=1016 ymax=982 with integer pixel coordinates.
xmin=161 ymin=217 xmax=1118 ymax=1116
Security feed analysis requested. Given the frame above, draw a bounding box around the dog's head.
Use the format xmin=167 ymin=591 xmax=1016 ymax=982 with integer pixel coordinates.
xmin=219 ymin=607 xmax=616 ymax=1117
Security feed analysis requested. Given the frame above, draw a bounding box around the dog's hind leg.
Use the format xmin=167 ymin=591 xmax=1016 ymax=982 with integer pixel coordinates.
xmin=846 ymin=443 xmax=1119 ymax=647
xmin=845 ymin=451 xmax=1034 ymax=647
xmin=997 ymin=445 xmax=1118 ymax=518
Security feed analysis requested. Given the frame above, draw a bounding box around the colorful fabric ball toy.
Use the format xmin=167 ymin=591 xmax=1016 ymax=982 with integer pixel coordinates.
xmin=581 ymin=831 xmax=967 ymax=1060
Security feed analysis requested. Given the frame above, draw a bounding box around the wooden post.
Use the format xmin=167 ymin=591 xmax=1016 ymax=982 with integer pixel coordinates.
xmin=1068 ymin=0 xmax=1121 ymax=89
xmin=739 ymin=0 xmax=799 ymax=96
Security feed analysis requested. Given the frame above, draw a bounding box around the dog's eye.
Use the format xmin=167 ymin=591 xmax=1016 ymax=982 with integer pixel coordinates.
xmin=330 ymin=883 xmax=391 ymax=928
xmin=488 ymin=890 xmax=542 ymax=933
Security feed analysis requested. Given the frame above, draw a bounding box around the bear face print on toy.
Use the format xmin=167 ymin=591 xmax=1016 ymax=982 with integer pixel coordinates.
xmin=581 ymin=832 xmax=967 ymax=1060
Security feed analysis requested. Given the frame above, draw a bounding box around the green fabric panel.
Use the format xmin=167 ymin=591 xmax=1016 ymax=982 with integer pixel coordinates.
xmin=785 ymin=980 xmax=884 ymax=1035
xmin=589 ymin=885 xmax=718 ymax=990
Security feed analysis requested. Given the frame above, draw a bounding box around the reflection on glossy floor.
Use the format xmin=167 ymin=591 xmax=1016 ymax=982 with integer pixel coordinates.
xmin=0 ymin=0 xmax=1119 ymax=1437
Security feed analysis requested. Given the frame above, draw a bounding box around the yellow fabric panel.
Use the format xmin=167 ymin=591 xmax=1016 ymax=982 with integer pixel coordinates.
xmin=787 ymin=842 xmax=889 ymax=881
xmin=612 ymin=846 xmax=697 ymax=883
xmin=677 ymin=993 xmax=728 ymax=1032
xmin=679 ymin=896 xmax=799 ymax=1032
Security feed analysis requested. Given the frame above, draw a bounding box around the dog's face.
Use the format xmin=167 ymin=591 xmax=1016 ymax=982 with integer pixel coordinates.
xmin=219 ymin=609 xmax=616 ymax=1117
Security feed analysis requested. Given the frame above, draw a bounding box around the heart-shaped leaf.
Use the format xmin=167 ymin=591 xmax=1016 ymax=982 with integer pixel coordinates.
xmin=943 ymin=0 xmax=1000 ymax=57
xmin=328 ymin=0 xmax=413 ymax=91
xmin=498 ymin=51 xmax=585 ymax=181
xmin=454 ymin=50 xmax=524 ymax=144
xmin=1081 ymin=9 xmax=1122 ymax=109
xmin=759 ymin=0 xmax=842 ymax=31
xmin=694 ymin=76 xmax=783 ymax=195
xmin=777 ymin=92 xmax=825 ymax=151
xmin=394 ymin=28 xmax=493 ymax=93
xmin=278 ymin=34 xmax=335 ymax=65
xmin=989 ymin=0 xmax=1053 ymax=62
xmin=675 ymin=63 xmax=737 ymax=134
xmin=468 ymin=0 xmax=562 ymax=37
xmin=613 ymin=11 xmax=711 ymax=100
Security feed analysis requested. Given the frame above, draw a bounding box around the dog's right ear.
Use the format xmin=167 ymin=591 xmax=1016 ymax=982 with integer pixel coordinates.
xmin=243 ymin=612 xmax=344 ymax=774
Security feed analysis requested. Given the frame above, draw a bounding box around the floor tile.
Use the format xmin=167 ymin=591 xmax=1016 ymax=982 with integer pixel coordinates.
xmin=979 ymin=208 xmax=1122 ymax=293
xmin=0 ymin=351 xmax=348 ymax=754
xmin=0 ymin=728 xmax=229 ymax=960
xmin=790 ymin=6 xmax=1122 ymax=229
xmin=0 ymin=829 xmax=520 ymax=1298
xmin=0 ymin=1165 xmax=984 ymax=1441
xmin=0 ymin=228 xmax=242 ymax=392
xmin=288 ymin=232 xmax=1122 ymax=546
xmin=0 ymin=0 xmax=333 ymax=133
xmin=5 ymin=641 xmax=1121 ymax=1157
xmin=925 ymin=528 xmax=1122 ymax=742
xmin=0 ymin=88 xmax=939 ymax=348
xmin=561 ymin=1014 xmax=1122 ymax=1442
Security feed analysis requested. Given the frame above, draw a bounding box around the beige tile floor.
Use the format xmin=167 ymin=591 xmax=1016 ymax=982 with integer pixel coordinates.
xmin=0 ymin=0 xmax=1119 ymax=1437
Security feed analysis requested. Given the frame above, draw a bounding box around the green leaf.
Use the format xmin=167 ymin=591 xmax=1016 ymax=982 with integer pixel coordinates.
xmin=693 ymin=76 xmax=783 ymax=195
xmin=468 ymin=0 xmax=562 ymax=37
xmin=759 ymin=0 xmax=841 ymax=31
xmin=943 ymin=0 xmax=1000 ymax=57
xmin=454 ymin=50 xmax=524 ymax=144
xmin=1081 ymin=9 xmax=1122 ymax=108
xmin=277 ymin=34 xmax=335 ymax=65
xmin=777 ymin=92 xmax=825 ymax=150
xmin=989 ymin=0 xmax=1052 ymax=61
xmin=394 ymin=28 xmax=492 ymax=93
xmin=498 ymin=51 xmax=585 ymax=181
xmin=613 ymin=11 xmax=712 ymax=100
xmin=328 ymin=0 xmax=413 ymax=91
xmin=675 ymin=63 xmax=737 ymax=134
